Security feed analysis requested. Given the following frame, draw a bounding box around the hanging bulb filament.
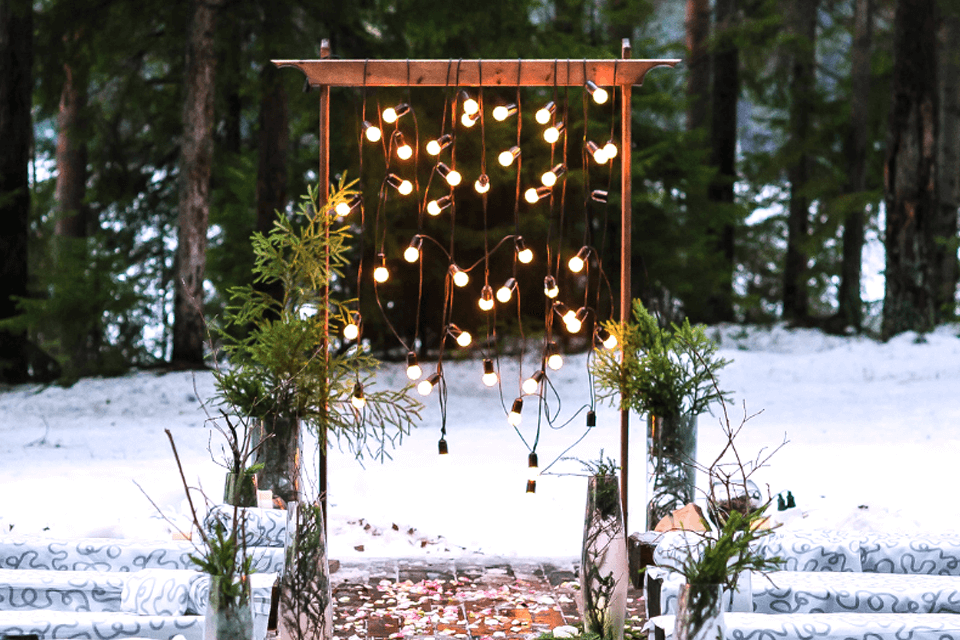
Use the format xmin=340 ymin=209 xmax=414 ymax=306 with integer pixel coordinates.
xmin=541 ymin=164 xmax=566 ymax=188
xmin=585 ymin=80 xmax=609 ymax=104
xmin=522 ymin=370 xmax=545 ymax=395
xmin=362 ymin=120 xmax=382 ymax=142
xmin=602 ymin=140 xmax=618 ymax=159
xmin=543 ymin=275 xmax=559 ymax=298
xmin=535 ymin=101 xmax=556 ymax=125
xmin=382 ymin=103 xmax=410 ymax=124
xmin=515 ymin=237 xmax=533 ymax=264
xmin=496 ymin=277 xmax=517 ymax=303
xmin=447 ymin=324 xmax=472 ymax=347
xmin=597 ymin=326 xmax=618 ymax=350
xmin=427 ymin=195 xmax=453 ymax=216
xmin=437 ymin=162 xmax=462 ymax=187
xmin=543 ymin=121 xmax=565 ymax=144
xmin=587 ymin=141 xmax=609 ymax=164
xmin=386 ymin=173 xmax=413 ymax=195
xmin=545 ymin=341 xmax=563 ymax=371
xmin=350 ymin=383 xmax=366 ymax=410
xmin=527 ymin=451 xmax=539 ymax=489
xmin=426 ymin=133 xmax=453 ymax=156
xmin=478 ymin=285 xmax=495 ymax=311
xmin=459 ymin=90 xmax=479 ymax=116
xmin=493 ymin=103 xmax=518 ymax=121
xmin=373 ymin=253 xmax=390 ymax=283
xmin=449 ymin=264 xmax=470 ymax=287
xmin=335 ymin=194 xmax=362 ymax=217
xmin=508 ymin=398 xmax=524 ymax=426
xmin=498 ymin=146 xmax=521 ymax=167
xmin=418 ymin=372 xmax=441 ymax=396
xmin=568 ymin=246 xmax=590 ymax=273
xmin=474 ymin=174 xmax=490 ymax=194
xmin=524 ymin=186 xmax=552 ymax=204
xmin=404 ymin=236 xmax=423 ymax=263
xmin=566 ymin=307 xmax=589 ymax=333
xmin=481 ymin=358 xmax=499 ymax=387
xmin=394 ymin=131 xmax=413 ymax=160
xmin=461 ymin=111 xmax=480 ymax=128
xmin=406 ymin=352 xmax=422 ymax=380
xmin=343 ymin=315 xmax=361 ymax=341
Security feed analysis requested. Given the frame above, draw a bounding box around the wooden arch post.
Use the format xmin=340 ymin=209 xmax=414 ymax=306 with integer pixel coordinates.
xmin=274 ymin=45 xmax=679 ymax=535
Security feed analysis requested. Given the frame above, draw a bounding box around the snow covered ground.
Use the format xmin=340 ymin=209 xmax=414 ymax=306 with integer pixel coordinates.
xmin=0 ymin=324 xmax=958 ymax=560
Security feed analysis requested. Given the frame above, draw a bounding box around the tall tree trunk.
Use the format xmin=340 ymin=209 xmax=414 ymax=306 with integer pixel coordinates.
xmin=54 ymin=59 xmax=94 ymax=376
xmin=685 ymin=0 xmax=710 ymax=132
xmin=705 ymin=0 xmax=738 ymax=322
xmin=935 ymin=4 xmax=960 ymax=319
xmin=0 ymin=0 xmax=32 ymax=384
xmin=836 ymin=0 xmax=873 ymax=332
xmin=782 ymin=0 xmax=819 ymax=322
xmin=172 ymin=0 xmax=221 ymax=367
xmin=882 ymin=0 xmax=939 ymax=339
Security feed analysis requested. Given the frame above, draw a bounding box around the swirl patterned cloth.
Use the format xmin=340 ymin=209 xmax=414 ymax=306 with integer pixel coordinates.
xmin=0 ymin=609 xmax=202 ymax=639
xmin=757 ymin=531 xmax=863 ymax=572
xmin=203 ymin=505 xmax=287 ymax=548
xmin=120 ymin=569 xmax=205 ymax=616
xmin=0 ymin=568 xmax=125 ymax=613
xmin=650 ymin=612 xmax=960 ymax=640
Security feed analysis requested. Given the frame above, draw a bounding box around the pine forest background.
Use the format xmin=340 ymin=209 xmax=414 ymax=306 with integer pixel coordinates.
xmin=1 ymin=0 xmax=958 ymax=384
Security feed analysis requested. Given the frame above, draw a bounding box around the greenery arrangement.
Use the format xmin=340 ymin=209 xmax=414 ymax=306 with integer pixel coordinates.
xmin=592 ymin=299 xmax=731 ymax=419
xmin=211 ymin=182 xmax=422 ymax=497
xmin=279 ymin=501 xmax=332 ymax=640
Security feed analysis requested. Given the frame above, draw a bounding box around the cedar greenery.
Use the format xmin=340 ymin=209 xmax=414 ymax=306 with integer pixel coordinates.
xmin=591 ymin=299 xmax=731 ymax=419
xmin=212 ymin=181 xmax=421 ymax=461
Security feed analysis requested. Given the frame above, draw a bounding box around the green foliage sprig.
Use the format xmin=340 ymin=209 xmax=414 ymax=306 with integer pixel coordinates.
xmin=211 ymin=181 xmax=422 ymax=461
xmin=592 ymin=299 xmax=731 ymax=418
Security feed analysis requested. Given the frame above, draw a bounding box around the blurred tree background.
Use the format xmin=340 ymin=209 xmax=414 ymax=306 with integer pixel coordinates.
xmin=0 ymin=0 xmax=957 ymax=384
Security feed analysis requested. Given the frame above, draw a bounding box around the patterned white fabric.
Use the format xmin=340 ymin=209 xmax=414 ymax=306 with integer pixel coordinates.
xmin=858 ymin=532 xmax=960 ymax=575
xmin=120 ymin=569 xmax=205 ymax=616
xmin=0 ymin=609 xmax=202 ymax=639
xmin=651 ymin=612 xmax=960 ymax=640
xmin=757 ymin=530 xmax=863 ymax=572
xmin=203 ymin=505 xmax=287 ymax=548
xmin=0 ymin=568 xmax=125 ymax=612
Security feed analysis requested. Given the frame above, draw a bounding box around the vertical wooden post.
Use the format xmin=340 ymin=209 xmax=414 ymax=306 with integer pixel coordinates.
xmin=619 ymin=38 xmax=632 ymax=535
xmin=318 ymin=39 xmax=331 ymax=527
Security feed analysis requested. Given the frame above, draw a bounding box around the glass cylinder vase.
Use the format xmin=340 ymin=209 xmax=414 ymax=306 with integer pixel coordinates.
xmin=675 ymin=583 xmax=725 ymax=640
xmin=279 ymin=500 xmax=334 ymax=640
xmin=205 ymin=574 xmax=254 ymax=640
xmin=579 ymin=475 xmax=629 ymax=640
xmin=646 ymin=413 xmax=698 ymax=529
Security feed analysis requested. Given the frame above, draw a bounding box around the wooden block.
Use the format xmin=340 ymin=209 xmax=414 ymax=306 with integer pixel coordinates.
xmin=654 ymin=503 xmax=707 ymax=532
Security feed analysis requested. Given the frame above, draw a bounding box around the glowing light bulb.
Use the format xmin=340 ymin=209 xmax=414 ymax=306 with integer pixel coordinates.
xmin=460 ymin=90 xmax=479 ymax=116
xmin=350 ymin=383 xmax=366 ymax=410
xmin=525 ymin=186 xmax=552 ymax=204
xmin=543 ymin=122 xmax=565 ymax=144
xmin=522 ymin=370 xmax=545 ymax=395
xmin=386 ymin=173 xmax=413 ymax=195
xmin=587 ymin=141 xmax=608 ymax=164
xmin=493 ymin=103 xmax=517 ymax=121
xmin=543 ymin=275 xmax=559 ymax=298
xmin=508 ymin=398 xmax=523 ymax=426
xmin=474 ymin=174 xmax=490 ymax=194
xmin=461 ymin=111 xmax=479 ymax=128
xmin=437 ymin=163 xmax=461 ymax=187
xmin=597 ymin=327 xmax=618 ymax=350
xmin=406 ymin=352 xmax=422 ymax=380
xmin=546 ymin=342 xmax=563 ymax=370
xmin=586 ymin=81 xmax=608 ymax=104
xmin=450 ymin=264 xmax=470 ymax=287
xmin=404 ymin=236 xmax=422 ymax=263
xmin=535 ymin=101 xmax=555 ymax=125
xmin=568 ymin=247 xmax=589 ymax=273
xmin=396 ymin=136 xmax=413 ymax=160
xmin=382 ymin=103 xmax=409 ymax=124
xmin=334 ymin=194 xmax=361 ymax=217
xmin=515 ymin=237 xmax=533 ymax=264
xmin=565 ymin=315 xmax=582 ymax=333
xmin=426 ymin=134 xmax=453 ymax=156
xmin=498 ymin=146 xmax=521 ymax=167
xmin=478 ymin=285 xmax=495 ymax=311
xmin=541 ymin=164 xmax=566 ymax=188
xmin=482 ymin=359 xmax=499 ymax=387
xmin=343 ymin=321 xmax=360 ymax=341
xmin=427 ymin=195 xmax=452 ymax=216
xmin=496 ymin=277 xmax=517 ymax=303
xmin=363 ymin=120 xmax=381 ymax=142
xmin=448 ymin=324 xmax=472 ymax=347
xmin=418 ymin=372 xmax=441 ymax=396
xmin=603 ymin=140 xmax=618 ymax=159
xmin=527 ymin=451 xmax=539 ymax=481
xmin=373 ymin=253 xmax=390 ymax=283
